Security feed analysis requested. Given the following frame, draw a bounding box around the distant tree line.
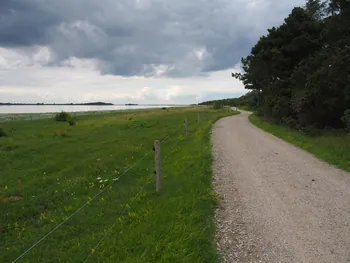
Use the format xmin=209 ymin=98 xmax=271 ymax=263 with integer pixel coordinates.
xmin=233 ymin=0 xmax=350 ymax=129
xmin=198 ymin=91 xmax=259 ymax=109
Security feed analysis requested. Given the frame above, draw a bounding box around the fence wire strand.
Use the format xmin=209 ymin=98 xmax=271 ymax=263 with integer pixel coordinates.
xmin=11 ymin=152 xmax=151 ymax=263
xmin=83 ymin=131 xmax=185 ymax=262
xmin=160 ymin=126 xmax=183 ymax=143
xmin=10 ymin=124 xmax=185 ymax=263
xmin=82 ymin=175 xmax=153 ymax=263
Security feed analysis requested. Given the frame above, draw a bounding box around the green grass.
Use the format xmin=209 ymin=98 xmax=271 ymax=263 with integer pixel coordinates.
xmin=249 ymin=114 xmax=350 ymax=172
xmin=1 ymin=107 xmax=238 ymax=263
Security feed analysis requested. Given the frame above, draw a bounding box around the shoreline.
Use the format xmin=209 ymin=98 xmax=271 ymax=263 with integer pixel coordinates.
xmin=0 ymin=106 xmax=190 ymax=123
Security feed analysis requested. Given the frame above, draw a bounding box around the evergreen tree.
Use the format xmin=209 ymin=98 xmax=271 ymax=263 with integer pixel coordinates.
xmin=233 ymin=0 xmax=350 ymax=129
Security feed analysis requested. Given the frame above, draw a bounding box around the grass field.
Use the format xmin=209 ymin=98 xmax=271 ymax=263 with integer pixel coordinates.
xmin=1 ymin=107 xmax=237 ymax=263
xmin=249 ymin=114 xmax=350 ymax=172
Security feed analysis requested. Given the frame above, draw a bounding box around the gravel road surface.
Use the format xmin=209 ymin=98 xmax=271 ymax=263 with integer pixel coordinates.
xmin=213 ymin=111 xmax=350 ymax=263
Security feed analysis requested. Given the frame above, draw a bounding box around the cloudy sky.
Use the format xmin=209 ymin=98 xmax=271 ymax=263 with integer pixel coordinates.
xmin=0 ymin=0 xmax=304 ymax=104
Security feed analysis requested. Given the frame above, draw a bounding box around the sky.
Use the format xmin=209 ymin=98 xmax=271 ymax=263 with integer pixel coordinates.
xmin=0 ymin=0 xmax=305 ymax=104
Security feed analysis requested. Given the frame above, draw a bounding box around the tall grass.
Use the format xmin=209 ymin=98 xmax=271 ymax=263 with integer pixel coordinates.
xmin=1 ymin=108 xmax=238 ymax=262
xmin=249 ymin=114 xmax=350 ymax=171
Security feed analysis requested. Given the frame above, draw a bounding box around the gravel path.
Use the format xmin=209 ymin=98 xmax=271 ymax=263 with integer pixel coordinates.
xmin=213 ymin=111 xmax=350 ymax=263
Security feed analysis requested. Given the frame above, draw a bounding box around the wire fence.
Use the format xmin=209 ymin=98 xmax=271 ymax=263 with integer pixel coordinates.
xmin=7 ymin=110 xmax=215 ymax=263
xmin=82 ymin=175 xmax=154 ymax=263
xmin=82 ymin=133 xmax=185 ymax=262
xmin=10 ymin=151 xmax=151 ymax=263
xmin=9 ymin=123 xmax=189 ymax=263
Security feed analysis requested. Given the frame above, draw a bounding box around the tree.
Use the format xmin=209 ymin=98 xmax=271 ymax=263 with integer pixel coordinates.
xmin=212 ymin=101 xmax=224 ymax=109
xmin=233 ymin=0 xmax=350 ymax=129
xmin=234 ymin=7 xmax=322 ymax=120
xmin=305 ymin=0 xmax=327 ymax=20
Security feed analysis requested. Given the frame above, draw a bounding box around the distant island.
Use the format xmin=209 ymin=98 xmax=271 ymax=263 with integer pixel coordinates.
xmin=0 ymin=102 xmax=114 ymax=106
xmin=125 ymin=103 xmax=138 ymax=106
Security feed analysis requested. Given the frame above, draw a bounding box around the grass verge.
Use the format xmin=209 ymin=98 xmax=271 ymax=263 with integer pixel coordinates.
xmin=249 ymin=114 xmax=350 ymax=172
xmin=1 ymin=107 xmax=238 ymax=263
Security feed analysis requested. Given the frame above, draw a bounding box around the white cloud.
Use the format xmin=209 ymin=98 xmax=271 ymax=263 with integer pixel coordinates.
xmin=0 ymin=51 xmax=245 ymax=104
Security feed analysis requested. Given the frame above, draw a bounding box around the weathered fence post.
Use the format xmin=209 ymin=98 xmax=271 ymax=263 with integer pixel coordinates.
xmin=154 ymin=140 xmax=161 ymax=192
xmin=198 ymin=113 xmax=200 ymax=125
xmin=184 ymin=118 xmax=188 ymax=140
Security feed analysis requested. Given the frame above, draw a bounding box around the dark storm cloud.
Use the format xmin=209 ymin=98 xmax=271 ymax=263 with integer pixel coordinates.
xmin=0 ymin=0 xmax=60 ymax=46
xmin=0 ymin=0 xmax=304 ymax=76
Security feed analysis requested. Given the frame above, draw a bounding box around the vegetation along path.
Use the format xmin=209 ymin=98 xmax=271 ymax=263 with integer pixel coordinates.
xmin=1 ymin=107 xmax=235 ymax=263
xmin=213 ymin=110 xmax=350 ymax=263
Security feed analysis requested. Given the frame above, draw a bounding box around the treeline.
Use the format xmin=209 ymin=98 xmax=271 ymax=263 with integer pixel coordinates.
xmin=199 ymin=91 xmax=259 ymax=108
xmin=233 ymin=0 xmax=350 ymax=129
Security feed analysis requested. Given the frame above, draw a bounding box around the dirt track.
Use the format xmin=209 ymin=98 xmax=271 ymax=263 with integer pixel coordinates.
xmin=212 ymin=111 xmax=350 ymax=263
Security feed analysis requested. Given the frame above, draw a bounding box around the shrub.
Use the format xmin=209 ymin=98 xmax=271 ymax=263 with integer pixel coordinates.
xmin=0 ymin=128 xmax=7 ymax=137
xmin=67 ymin=116 xmax=76 ymax=126
xmin=161 ymin=107 xmax=167 ymax=110
xmin=55 ymin=112 xmax=70 ymax=122
xmin=341 ymin=109 xmax=350 ymax=130
xmin=55 ymin=112 xmax=77 ymax=125
xmin=255 ymin=107 xmax=264 ymax=117
xmin=282 ymin=116 xmax=297 ymax=128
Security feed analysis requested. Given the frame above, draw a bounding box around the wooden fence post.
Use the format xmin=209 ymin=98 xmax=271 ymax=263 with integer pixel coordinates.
xmin=154 ymin=140 xmax=161 ymax=192
xmin=184 ymin=118 xmax=188 ymax=140
xmin=198 ymin=113 xmax=200 ymax=125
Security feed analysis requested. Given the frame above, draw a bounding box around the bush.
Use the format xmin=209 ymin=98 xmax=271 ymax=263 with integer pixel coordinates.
xmin=0 ymin=128 xmax=7 ymax=137
xmin=255 ymin=107 xmax=264 ymax=117
xmin=67 ymin=116 xmax=76 ymax=126
xmin=341 ymin=109 xmax=350 ymax=130
xmin=55 ymin=112 xmax=77 ymax=125
xmin=68 ymin=119 xmax=76 ymax=126
xmin=282 ymin=116 xmax=297 ymax=128
xmin=55 ymin=112 xmax=70 ymax=122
